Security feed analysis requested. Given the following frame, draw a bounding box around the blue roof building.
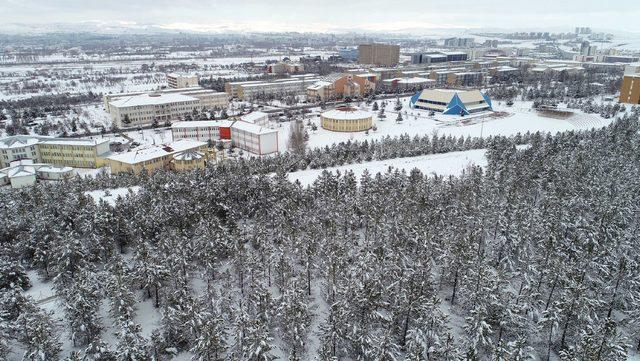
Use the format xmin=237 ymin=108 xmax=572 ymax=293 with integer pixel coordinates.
xmin=410 ymin=89 xmax=492 ymax=115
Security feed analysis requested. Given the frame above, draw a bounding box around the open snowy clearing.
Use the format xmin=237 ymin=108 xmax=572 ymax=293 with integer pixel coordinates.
xmin=288 ymin=148 xmax=488 ymax=187
xmin=292 ymin=98 xmax=614 ymax=151
xmin=84 ymin=186 xmax=141 ymax=206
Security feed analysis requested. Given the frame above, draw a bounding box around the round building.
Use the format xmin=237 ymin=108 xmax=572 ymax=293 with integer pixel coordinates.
xmin=321 ymin=106 xmax=373 ymax=132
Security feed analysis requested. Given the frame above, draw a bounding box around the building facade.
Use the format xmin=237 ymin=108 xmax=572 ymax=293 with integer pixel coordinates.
xmin=447 ymin=72 xmax=483 ymax=86
xmin=105 ymin=88 xmax=228 ymax=128
xmin=410 ymin=89 xmax=493 ymax=115
xmin=0 ymin=159 xmax=74 ymax=189
xmin=230 ymin=121 xmax=279 ymax=155
xmin=358 ymin=44 xmax=400 ymax=66
xmin=171 ymin=117 xmax=279 ymax=155
xmin=321 ymin=107 xmax=373 ymax=132
xmin=167 ymin=73 xmax=199 ymax=89
xmin=107 ymin=139 xmax=208 ymax=174
xmin=0 ymin=135 xmax=110 ymax=168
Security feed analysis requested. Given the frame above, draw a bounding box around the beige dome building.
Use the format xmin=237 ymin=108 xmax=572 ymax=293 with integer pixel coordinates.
xmin=320 ymin=106 xmax=373 ymax=132
xmin=171 ymin=150 xmax=207 ymax=171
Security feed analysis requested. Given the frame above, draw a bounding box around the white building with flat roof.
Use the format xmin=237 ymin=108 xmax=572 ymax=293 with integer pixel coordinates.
xmin=230 ymin=121 xmax=279 ymax=155
xmin=240 ymin=111 xmax=269 ymax=125
xmin=0 ymin=159 xmax=74 ymax=189
xmin=0 ymin=135 xmax=110 ymax=168
xmin=105 ymin=87 xmax=228 ymax=128
xmin=167 ymin=73 xmax=199 ymax=89
xmin=225 ymin=77 xmax=320 ymax=100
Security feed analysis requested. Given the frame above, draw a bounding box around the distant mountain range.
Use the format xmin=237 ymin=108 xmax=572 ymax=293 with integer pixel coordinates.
xmin=0 ymin=21 xmax=638 ymax=38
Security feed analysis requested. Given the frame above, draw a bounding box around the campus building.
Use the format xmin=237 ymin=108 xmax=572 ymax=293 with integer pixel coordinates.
xmin=0 ymin=159 xmax=74 ymax=189
xmin=106 ymin=139 xmax=208 ymax=174
xmin=171 ymin=114 xmax=279 ymax=155
xmin=307 ymin=73 xmax=376 ymax=101
xmin=321 ymin=106 xmax=373 ymax=132
xmin=358 ymin=43 xmax=400 ymax=66
xmin=0 ymin=135 xmax=110 ymax=169
xmin=444 ymin=38 xmax=475 ymax=48
xmin=267 ymin=61 xmax=305 ymax=75
xmin=410 ymin=89 xmax=493 ymax=115
xmin=171 ymin=150 xmax=207 ymax=171
xmin=230 ymin=121 xmax=279 ymax=155
xmin=225 ymin=76 xmax=320 ymax=100
xmin=412 ymin=51 xmax=468 ymax=65
xmin=338 ymin=48 xmax=359 ymax=61
xmin=166 ymin=73 xmax=199 ymax=89
xmin=447 ymin=72 xmax=483 ymax=86
xmin=382 ymin=77 xmax=436 ymax=91
xmin=105 ymin=88 xmax=229 ymax=128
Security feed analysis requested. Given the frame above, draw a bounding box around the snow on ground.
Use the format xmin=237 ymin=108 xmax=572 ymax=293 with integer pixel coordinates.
xmin=84 ymin=186 xmax=141 ymax=206
xmin=24 ymin=270 xmax=55 ymax=302
xmin=295 ymin=98 xmax=613 ymax=151
xmin=288 ymin=148 xmax=488 ymax=187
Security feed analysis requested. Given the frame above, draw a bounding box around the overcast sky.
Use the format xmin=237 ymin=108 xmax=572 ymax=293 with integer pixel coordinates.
xmin=1 ymin=0 xmax=639 ymax=33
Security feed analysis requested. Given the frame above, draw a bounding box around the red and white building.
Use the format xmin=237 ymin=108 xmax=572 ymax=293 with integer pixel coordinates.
xmin=171 ymin=115 xmax=279 ymax=155
xmin=171 ymin=120 xmax=233 ymax=143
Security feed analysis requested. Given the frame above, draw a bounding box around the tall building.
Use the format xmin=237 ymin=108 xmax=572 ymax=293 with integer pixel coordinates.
xmin=580 ymin=41 xmax=597 ymax=56
xmin=619 ymin=75 xmax=640 ymax=104
xmin=338 ymin=48 xmax=359 ymax=61
xmin=358 ymin=43 xmax=400 ymax=66
xmin=167 ymin=73 xmax=199 ymax=89
xmin=444 ymin=38 xmax=475 ymax=48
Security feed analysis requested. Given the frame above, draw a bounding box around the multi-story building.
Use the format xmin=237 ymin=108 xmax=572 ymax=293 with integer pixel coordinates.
xmin=358 ymin=43 xmax=400 ymax=66
xmin=230 ymin=121 xmax=279 ymax=155
xmin=0 ymin=135 xmax=110 ymax=168
xmin=619 ymin=74 xmax=640 ymax=104
xmin=412 ymin=51 xmax=468 ymax=64
xmin=447 ymin=72 xmax=483 ymax=86
xmin=224 ymin=80 xmax=265 ymax=98
xmin=369 ymin=67 xmax=401 ymax=80
xmin=444 ymin=38 xmax=475 ymax=48
xmin=267 ymin=61 xmax=305 ymax=75
xmin=106 ymin=139 xmax=208 ymax=174
xmin=237 ymin=77 xmax=319 ymax=100
xmin=171 ymin=114 xmax=278 ymax=155
xmin=382 ymin=77 xmax=436 ymax=91
xmin=596 ymin=55 xmax=640 ymax=63
xmin=171 ymin=120 xmax=234 ymax=144
xmin=428 ymin=68 xmax=466 ymax=85
xmin=106 ymin=89 xmax=228 ymax=128
xmin=0 ymin=159 xmax=73 ymax=189
xmin=580 ymin=41 xmax=598 ymax=56
xmin=307 ymin=81 xmax=335 ymax=102
xmin=167 ymin=73 xmax=199 ymax=89
xmin=338 ymin=48 xmax=359 ymax=61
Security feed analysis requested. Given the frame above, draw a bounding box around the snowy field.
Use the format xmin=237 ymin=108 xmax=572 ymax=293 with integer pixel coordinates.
xmin=84 ymin=186 xmax=141 ymax=206
xmin=288 ymin=148 xmax=488 ymax=187
xmin=277 ymin=97 xmax=614 ymax=152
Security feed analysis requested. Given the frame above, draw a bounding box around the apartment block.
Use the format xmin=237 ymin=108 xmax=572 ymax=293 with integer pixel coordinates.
xmin=105 ymin=88 xmax=228 ymax=128
xmin=0 ymin=135 xmax=110 ymax=169
xmin=358 ymin=43 xmax=400 ymax=66
xmin=167 ymin=73 xmax=199 ymax=89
